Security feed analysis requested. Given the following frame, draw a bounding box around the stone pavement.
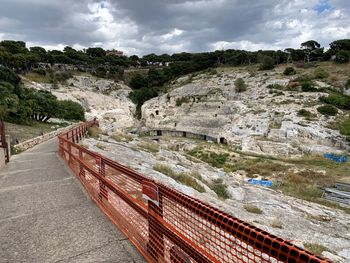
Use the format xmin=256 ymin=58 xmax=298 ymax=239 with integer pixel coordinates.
xmin=0 ymin=138 xmax=145 ymax=263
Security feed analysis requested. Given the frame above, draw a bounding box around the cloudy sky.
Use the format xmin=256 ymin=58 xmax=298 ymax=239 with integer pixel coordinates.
xmin=0 ymin=0 xmax=349 ymax=55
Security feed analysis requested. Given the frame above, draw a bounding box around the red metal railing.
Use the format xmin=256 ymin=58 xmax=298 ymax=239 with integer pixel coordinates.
xmin=0 ymin=115 xmax=9 ymax=163
xmin=58 ymin=120 xmax=331 ymax=263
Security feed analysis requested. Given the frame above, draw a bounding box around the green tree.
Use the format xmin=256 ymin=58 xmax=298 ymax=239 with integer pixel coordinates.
xmin=86 ymin=47 xmax=106 ymax=57
xmin=329 ymin=39 xmax=350 ymax=52
xmin=129 ymin=73 xmax=148 ymax=89
xmin=334 ymin=51 xmax=350 ymax=64
xmin=0 ymin=40 xmax=27 ymax=54
xmin=57 ymin=100 xmax=85 ymax=121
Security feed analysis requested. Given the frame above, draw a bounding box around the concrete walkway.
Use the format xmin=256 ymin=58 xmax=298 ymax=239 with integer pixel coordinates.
xmin=0 ymin=138 xmax=145 ymax=263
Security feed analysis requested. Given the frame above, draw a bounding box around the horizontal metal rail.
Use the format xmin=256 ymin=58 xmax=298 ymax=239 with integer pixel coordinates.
xmin=58 ymin=119 xmax=331 ymax=263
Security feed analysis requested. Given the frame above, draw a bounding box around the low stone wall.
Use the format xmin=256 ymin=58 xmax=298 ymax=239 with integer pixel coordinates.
xmin=13 ymin=124 xmax=78 ymax=152
xmin=148 ymin=129 xmax=218 ymax=143
xmin=0 ymin=135 xmax=10 ymax=169
xmin=0 ymin=147 xmax=5 ymax=170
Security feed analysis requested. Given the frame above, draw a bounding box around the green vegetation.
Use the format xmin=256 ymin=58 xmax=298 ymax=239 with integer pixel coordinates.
xmin=340 ymin=117 xmax=350 ymax=142
xmin=243 ymin=204 xmax=263 ymax=214
xmin=259 ymin=55 xmax=275 ymax=70
xmin=317 ymin=105 xmax=338 ymax=116
xmin=297 ymin=109 xmax=315 ymax=118
xmin=0 ymin=66 xmax=84 ymax=124
xmin=319 ymin=93 xmax=350 ymax=110
xmin=304 ymin=243 xmax=332 ymax=257
xmin=209 ymin=178 xmax=229 ymax=199
xmin=5 ymin=121 xmax=68 ymax=143
xmin=283 ymin=67 xmax=296 ymax=75
xmin=153 ymin=164 xmax=205 ymax=193
xmin=187 ymin=147 xmax=229 ymax=168
xmin=334 ymin=50 xmax=350 ymax=63
xmin=313 ymin=67 xmax=329 ymax=79
xmin=234 ymin=78 xmax=247 ymax=92
xmin=301 ymin=81 xmax=317 ymax=92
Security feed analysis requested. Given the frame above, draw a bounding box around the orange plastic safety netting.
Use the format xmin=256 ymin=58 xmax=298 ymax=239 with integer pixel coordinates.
xmin=58 ymin=120 xmax=330 ymax=263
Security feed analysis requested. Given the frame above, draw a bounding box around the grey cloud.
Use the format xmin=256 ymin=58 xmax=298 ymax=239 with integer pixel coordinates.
xmin=0 ymin=0 xmax=349 ymax=55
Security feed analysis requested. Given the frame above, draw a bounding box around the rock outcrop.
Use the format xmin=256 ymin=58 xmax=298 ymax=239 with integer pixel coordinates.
xmin=142 ymin=69 xmax=348 ymax=156
xmin=24 ymin=75 xmax=136 ymax=131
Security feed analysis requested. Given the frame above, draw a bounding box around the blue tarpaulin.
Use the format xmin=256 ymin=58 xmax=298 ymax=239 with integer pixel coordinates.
xmin=247 ymin=179 xmax=273 ymax=187
xmin=323 ymin=153 xmax=348 ymax=163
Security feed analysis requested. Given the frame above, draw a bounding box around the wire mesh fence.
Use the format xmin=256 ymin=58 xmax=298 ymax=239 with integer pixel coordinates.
xmin=58 ymin=120 xmax=331 ymax=263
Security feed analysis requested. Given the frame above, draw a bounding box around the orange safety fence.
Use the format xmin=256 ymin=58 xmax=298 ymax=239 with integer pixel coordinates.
xmin=58 ymin=119 xmax=331 ymax=263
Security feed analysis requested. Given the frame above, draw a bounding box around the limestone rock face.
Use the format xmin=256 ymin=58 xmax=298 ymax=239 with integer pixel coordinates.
xmin=24 ymin=75 xmax=136 ymax=131
xmin=142 ymin=69 xmax=349 ymax=156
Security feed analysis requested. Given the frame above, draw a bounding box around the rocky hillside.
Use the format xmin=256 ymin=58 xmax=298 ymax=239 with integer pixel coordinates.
xmin=142 ymin=64 xmax=349 ymax=157
xmin=23 ymin=75 xmax=136 ymax=131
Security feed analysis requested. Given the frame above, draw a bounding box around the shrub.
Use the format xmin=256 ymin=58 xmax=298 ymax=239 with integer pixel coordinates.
xmin=283 ymin=67 xmax=296 ymax=76
xmin=313 ymin=68 xmax=329 ymax=79
xmin=244 ymin=204 xmax=263 ymax=214
xmin=259 ymin=56 xmax=275 ymax=70
xmin=297 ymin=109 xmax=315 ymax=118
xmin=301 ymin=81 xmax=317 ymax=92
xmin=234 ymin=78 xmax=247 ymax=92
xmin=317 ymin=105 xmax=338 ymax=116
xmin=319 ymin=93 xmax=350 ymax=110
xmin=54 ymin=71 xmax=72 ymax=82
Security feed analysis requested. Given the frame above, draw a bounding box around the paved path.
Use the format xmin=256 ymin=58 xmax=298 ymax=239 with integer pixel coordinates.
xmin=0 ymin=138 xmax=145 ymax=263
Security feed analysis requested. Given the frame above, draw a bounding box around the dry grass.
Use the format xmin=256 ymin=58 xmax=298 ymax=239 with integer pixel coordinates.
xmin=271 ymin=219 xmax=283 ymax=229
xmin=22 ymin=72 xmax=53 ymax=83
xmin=138 ymin=141 xmax=159 ymax=153
xmin=153 ymin=164 xmax=205 ymax=193
xmin=87 ymin=125 xmax=102 ymax=138
xmin=304 ymin=243 xmax=332 ymax=257
xmin=5 ymin=121 xmax=68 ymax=143
xmin=110 ymin=132 xmax=133 ymax=142
xmin=209 ymin=178 xmax=229 ymax=199
xmin=96 ymin=143 xmax=106 ymax=150
xmin=244 ymin=204 xmax=263 ymax=214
